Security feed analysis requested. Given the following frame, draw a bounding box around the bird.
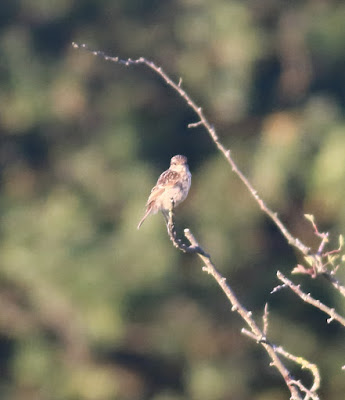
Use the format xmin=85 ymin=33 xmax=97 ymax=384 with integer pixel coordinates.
xmin=137 ymin=155 xmax=191 ymax=229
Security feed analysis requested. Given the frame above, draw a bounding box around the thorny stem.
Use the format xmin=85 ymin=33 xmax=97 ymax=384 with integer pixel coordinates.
xmin=262 ymin=303 xmax=269 ymax=337
xmin=274 ymin=346 xmax=320 ymax=393
xmin=242 ymin=328 xmax=320 ymax=397
xmin=277 ymin=272 xmax=345 ymax=327
xmin=166 ymin=203 xmax=208 ymax=256
xmin=89 ymin=43 xmax=344 ymax=301
xmin=71 ymin=43 xmax=325 ymax=397
xmin=163 ymin=202 xmax=318 ymax=398
xmin=183 ymin=229 xmax=318 ymax=400
xmin=301 ymin=217 xmax=345 ymax=295
xmin=71 ymin=42 xmax=310 ymax=257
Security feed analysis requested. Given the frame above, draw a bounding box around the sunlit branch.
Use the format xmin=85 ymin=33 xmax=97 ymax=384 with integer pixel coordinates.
xmin=71 ymin=42 xmax=326 ymax=398
xmin=276 ymin=271 xmax=345 ymax=327
xmin=71 ymin=42 xmax=310 ymax=257
xmin=183 ymin=229 xmax=317 ymax=400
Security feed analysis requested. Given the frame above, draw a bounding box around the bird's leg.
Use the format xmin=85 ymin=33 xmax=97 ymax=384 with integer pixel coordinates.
xmin=163 ymin=198 xmax=174 ymax=232
xmin=165 ymin=199 xmax=189 ymax=252
xmin=162 ymin=209 xmax=169 ymax=226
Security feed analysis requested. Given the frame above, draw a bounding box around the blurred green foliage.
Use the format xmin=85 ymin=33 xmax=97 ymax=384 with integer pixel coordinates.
xmin=1 ymin=0 xmax=345 ymax=399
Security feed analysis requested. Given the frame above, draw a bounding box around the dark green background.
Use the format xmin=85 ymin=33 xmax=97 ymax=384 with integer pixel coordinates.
xmin=1 ymin=1 xmax=345 ymax=399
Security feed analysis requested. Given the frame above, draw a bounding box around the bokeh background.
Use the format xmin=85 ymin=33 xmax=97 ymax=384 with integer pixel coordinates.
xmin=1 ymin=0 xmax=345 ymax=399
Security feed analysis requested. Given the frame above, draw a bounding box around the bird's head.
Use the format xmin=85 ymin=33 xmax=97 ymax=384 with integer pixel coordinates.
xmin=170 ymin=155 xmax=188 ymax=169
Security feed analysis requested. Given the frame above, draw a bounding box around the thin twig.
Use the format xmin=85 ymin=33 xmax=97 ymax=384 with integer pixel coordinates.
xmin=263 ymin=303 xmax=269 ymax=337
xmin=165 ymin=205 xmax=318 ymax=397
xmin=165 ymin=203 xmax=208 ymax=256
xmin=72 ymin=43 xmax=322 ymax=398
xmin=275 ymin=346 xmax=320 ymax=393
xmin=300 ymin=217 xmax=345 ymax=296
xmin=71 ymin=42 xmax=310 ymax=257
xmin=290 ymin=379 xmax=320 ymax=400
xmin=277 ymin=271 xmax=345 ymax=327
xmin=241 ymin=328 xmax=320 ymax=397
xmin=183 ymin=229 xmax=317 ymax=400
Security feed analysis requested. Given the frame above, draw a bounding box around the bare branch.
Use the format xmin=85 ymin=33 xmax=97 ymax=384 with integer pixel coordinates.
xmin=166 ymin=206 xmax=318 ymax=397
xmin=275 ymin=346 xmax=320 ymax=393
xmin=241 ymin=328 xmax=320 ymax=398
xmin=277 ymin=271 xmax=345 ymax=327
xmin=290 ymin=379 xmax=320 ymax=400
xmin=263 ymin=303 xmax=269 ymax=337
xmin=72 ymin=42 xmax=310 ymax=257
xmin=165 ymin=202 xmax=208 ymax=256
xmin=183 ymin=229 xmax=318 ymax=400
xmin=71 ymin=42 xmax=324 ymax=398
xmin=188 ymin=121 xmax=203 ymax=129
xmin=291 ymin=216 xmax=345 ymax=297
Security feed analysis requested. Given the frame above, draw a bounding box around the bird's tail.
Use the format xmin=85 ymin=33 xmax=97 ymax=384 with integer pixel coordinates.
xmin=137 ymin=208 xmax=151 ymax=229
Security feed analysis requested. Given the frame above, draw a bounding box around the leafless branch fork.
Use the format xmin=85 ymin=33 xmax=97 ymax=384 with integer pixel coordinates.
xmin=72 ymin=42 xmax=345 ymax=396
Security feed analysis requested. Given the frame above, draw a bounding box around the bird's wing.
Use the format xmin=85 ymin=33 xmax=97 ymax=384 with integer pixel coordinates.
xmin=146 ymin=169 xmax=180 ymax=205
xmin=156 ymin=169 xmax=181 ymax=187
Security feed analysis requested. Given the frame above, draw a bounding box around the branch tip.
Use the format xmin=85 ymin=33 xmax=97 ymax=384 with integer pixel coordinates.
xmin=76 ymin=44 xmax=324 ymax=399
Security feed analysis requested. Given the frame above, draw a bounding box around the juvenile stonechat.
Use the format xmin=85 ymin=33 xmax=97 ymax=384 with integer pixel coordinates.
xmin=137 ymin=155 xmax=191 ymax=229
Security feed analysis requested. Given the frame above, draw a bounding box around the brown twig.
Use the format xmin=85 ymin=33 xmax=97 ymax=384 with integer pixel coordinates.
xmin=183 ymin=229 xmax=318 ymax=400
xmin=289 ymin=380 xmax=320 ymax=400
xmin=274 ymin=346 xmax=320 ymax=393
xmin=72 ymin=43 xmax=324 ymax=397
xmin=277 ymin=271 xmax=345 ymax=327
xmin=71 ymin=42 xmax=310 ymax=257
xmin=73 ymin=43 xmax=345 ymax=291
xmin=158 ymin=205 xmax=318 ymax=398
xmin=263 ymin=303 xmax=269 ymax=337
xmin=72 ymin=43 xmax=345 ymax=302
xmin=298 ymin=216 xmax=345 ymax=296
xmin=165 ymin=203 xmax=208 ymax=256
xmin=163 ymin=204 xmax=318 ymax=397
xmin=241 ymin=328 xmax=320 ymax=398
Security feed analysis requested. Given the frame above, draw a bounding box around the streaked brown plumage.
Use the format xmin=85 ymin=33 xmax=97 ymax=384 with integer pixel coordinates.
xmin=137 ymin=155 xmax=191 ymax=229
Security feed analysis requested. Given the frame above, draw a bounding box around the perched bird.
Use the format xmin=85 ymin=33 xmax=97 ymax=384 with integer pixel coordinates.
xmin=137 ymin=155 xmax=191 ymax=229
